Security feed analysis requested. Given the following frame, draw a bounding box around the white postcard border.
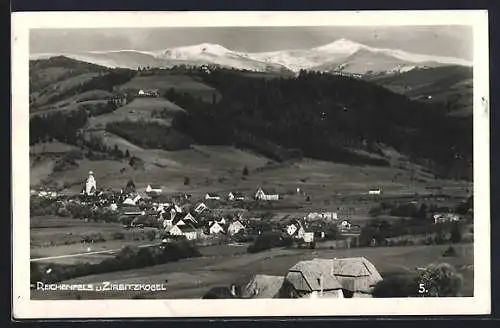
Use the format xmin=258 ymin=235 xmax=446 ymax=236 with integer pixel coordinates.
xmin=12 ymin=10 xmax=490 ymax=318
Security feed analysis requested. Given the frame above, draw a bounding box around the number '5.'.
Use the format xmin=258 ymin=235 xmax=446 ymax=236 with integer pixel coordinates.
xmin=418 ymin=284 xmax=426 ymax=293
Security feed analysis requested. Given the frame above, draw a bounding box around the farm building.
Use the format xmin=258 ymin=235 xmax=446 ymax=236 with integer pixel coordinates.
xmin=255 ymin=187 xmax=279 ymax=201
xmin=208 ymin=221 xmax=225 ymax=235
xmin=194 ymin=202 xmax=208 ymax=214
xmin=286 ymin=220 xmax=306 ymax=239
xmin=433 ymin=213 xmax=461 ymax=224
xmin=307 ymin=212 xmax=338 ymax=221
xmin=240 ymin=275 xmax=290 ymax=299
xmin=285 ymin=260 xmax=345 ymax=299
xmin=368 ymin=188 xmax=381 ymax=195
xmin=146 ymin=184 xmax=162 ymax=196
xmin=310 ymin=257 xmax=383 ymax=297
xmin=137 ymin=89 xmax=160 ymax=97
xmin=205 ymin=193 xmax=221 ymax=201
xmin=182 ymin=213 xmax=198 ymax=225
xmin=227 ymin=220 xmax=245 ymax=235
xmin=168 ymin=224 xmax=199 ymax=240
xmin=228 ymin=192 xmax=245 ymax=201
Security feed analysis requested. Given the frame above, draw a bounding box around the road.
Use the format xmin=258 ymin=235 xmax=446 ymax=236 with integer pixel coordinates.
xmin=30 ymin=242 xmax=162 ymax=262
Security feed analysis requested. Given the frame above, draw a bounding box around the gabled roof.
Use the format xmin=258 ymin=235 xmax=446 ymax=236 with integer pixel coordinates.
xmin=147 ymin=184 xmax=162 ymax=190
xmin=206 ymin=193 xmax=220 ymax=197
xmin=287 ymin=260 xmax=343 ymax=292
xmin=310 ymin=257 xmax=383 ymax=292
xmin=241 ymin=275 xmax=285 ymax=299
xmin=229 ymin=192 xmax=245 ymax=197
xmin=256 ymin=187 xmax=279 ymax=195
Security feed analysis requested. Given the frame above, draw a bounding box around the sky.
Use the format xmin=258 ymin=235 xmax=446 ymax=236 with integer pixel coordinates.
xmin=30 ymin=26 xmax=473 ymax=60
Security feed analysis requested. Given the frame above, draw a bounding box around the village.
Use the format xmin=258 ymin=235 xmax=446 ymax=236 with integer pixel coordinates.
xmin=30 ymin=167 xmax=473 ymax=299
xmin=32 ymin=170 xmax=366 ymax=246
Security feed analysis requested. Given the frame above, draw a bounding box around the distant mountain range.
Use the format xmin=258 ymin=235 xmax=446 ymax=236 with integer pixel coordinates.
xmin=30 ymin=38 xmax=472 ymax=76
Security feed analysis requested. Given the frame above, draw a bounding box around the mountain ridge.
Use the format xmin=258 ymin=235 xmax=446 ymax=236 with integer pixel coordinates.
xmin=30 ymin=38 xmax=472 ymax=75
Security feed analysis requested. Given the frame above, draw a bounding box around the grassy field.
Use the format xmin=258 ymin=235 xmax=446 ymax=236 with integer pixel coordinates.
xmin=30 ymin=243 xmax=474 ymax=299
xmin=118 ymin=74 xmax=218 ymax=102
xmin=85 ymin=97 xmax=184 ymax=130
xmin=30 ymin=216 xmax=158 ymax=249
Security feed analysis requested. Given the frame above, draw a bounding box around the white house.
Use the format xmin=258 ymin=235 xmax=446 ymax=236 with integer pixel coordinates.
xmin=433 ymin=213 xmax=460 ymax=224
xmin=217 ymin=217 xmax=227 ymax=225
xmin=169 ymin=224 xmax=198 ymax=240
xmin=194 ymin=202 xmax=208 ymax=214
xmin=337 ymin=220 xmax=352 ymax=232
xmin=303 ymin=232 xmax=315 ymax=243
xmin=368 ymin=189 xmax=381 ymax=195
xmin=205 ymin=193 xmax=221 ymax=200
xmin=286 ymin=221 xmax=306 ymax=239
xmin=227 ymin=220 xmax=245 ymax=235
xmin=122 ymin=198 xmax=136 ymax=205
xmin=183 ymin=213 xmax=198 ymax=225
xmin=146 ymin=184 xmax=162 ymax=196
xmin=163 ymin=219 xmax=174 ymax=229
xmin=208 ymin=221 xmax=225 ymax=235
xmin=228 ymin=192 xmax=245 ymax=201
xmin=255 ymin=187 xmax=279 ymax=201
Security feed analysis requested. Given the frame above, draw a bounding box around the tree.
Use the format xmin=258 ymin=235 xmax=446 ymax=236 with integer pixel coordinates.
xmin=450 ymin=222 xmax=462 ymax=243
xmin=242 ymin=166 xmax=249 ymax=176
xmin=125 ymin=149 xmax=130 ymax=158
xmin=417 ymin=263 xmax=463 ymax=297
xmin=372 ymin=273 xmax=419 ymax=298
xmin=184 ymin=177 xmax=190 ymax=185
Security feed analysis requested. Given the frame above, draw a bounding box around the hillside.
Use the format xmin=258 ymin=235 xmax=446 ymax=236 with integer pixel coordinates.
xmin=29 ymin=56 xmax=135 ymax=113
xmin=368 ymin=66 xmax=473 ymax=117
xmin=168 ymin=69 xmax=472 ymax=180
xmin=29 ymin=59 xmax=473 ymax=193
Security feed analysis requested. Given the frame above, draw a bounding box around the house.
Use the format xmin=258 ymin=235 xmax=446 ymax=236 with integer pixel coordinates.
xmin=240 ymin=275 xmax=289 ymax=299
xmin=307 ymin=212 xmax=338 ymax=221
xmin=145 ymin=184 xmax=162 ymax=196
xmin=228 ymin=192 xmax=245 ymax=201
xmin=310 ymin=257 xmax=383 ymax=297
xmin=227 ymin=220 xmax=246 ymax=235
xmin=194 ymin=202 xmax=208 ymax=214
xmin=205 ymin=193 xmax=221 ymax=200
xmin=285 ymin=260 xmax=345 ymax=298
xmin=137 ymin=89 xmax=159 ymax=97
xmin=162 ymin=218 xmax=174 ymax=229
xmin=337 ymin=220 xmax=352 ymax=232
xmin=208 ymin=221 xmax=225 ymax=235
xmin=122 ymin=207 xmax=145 ymax=216
xmin=255 ymin=187 xmax=279 ymax=201
xmin=182 ymin=212 xmax=198 ymax=225
xmin=169 ymin=223 xmax=199 ymax=240
xmin=368 ymin=188 xmax=381 ymax=195
xmin=286 ymin=220 xmax=306 ymax=239
xmin=433 ymin=213 xmax=460 ymax=224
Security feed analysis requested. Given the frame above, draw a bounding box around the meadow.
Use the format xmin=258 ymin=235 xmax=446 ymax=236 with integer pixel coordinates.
xmin=30 ymin=243 xmax=473 ymax=299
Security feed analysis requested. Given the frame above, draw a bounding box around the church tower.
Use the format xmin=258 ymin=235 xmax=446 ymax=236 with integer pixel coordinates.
xmin=85 ymin=170 xmax=97 ymax=195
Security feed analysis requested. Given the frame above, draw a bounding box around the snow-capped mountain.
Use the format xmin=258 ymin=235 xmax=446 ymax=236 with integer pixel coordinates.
xmin=29 ymin=38 xmax=472 ymax=76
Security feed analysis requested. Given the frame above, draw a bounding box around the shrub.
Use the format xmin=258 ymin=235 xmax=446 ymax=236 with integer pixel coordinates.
xmin=442 ymin=246 xmax=458 ymax=257
xmin=417 ymin=263 xmax=463 ymax=297
xmin=372 ymin=273 xmax=419 ymax=298
xmin=112 ymin=231 xmax=125 ymax=240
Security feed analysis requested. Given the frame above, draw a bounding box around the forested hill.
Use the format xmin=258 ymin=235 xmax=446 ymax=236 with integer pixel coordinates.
xmin=169 ymin=69 xmax=472 ymax=180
